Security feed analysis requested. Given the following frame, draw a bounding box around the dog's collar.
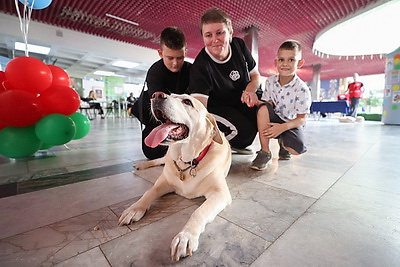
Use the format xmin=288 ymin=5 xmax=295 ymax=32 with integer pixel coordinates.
xmin=192 ymin=142 xmax=212 ymax=165
xmin=173 ymin=142 xmax=213 ymax=181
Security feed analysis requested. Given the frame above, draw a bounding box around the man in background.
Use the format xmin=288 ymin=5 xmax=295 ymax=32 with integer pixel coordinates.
xmin=346 ymin=73 xmax=364 ymax=118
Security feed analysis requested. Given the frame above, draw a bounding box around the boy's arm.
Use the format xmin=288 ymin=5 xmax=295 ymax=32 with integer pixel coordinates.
xmin=282 ymin=114 xmax=307 ymax=131
xmin=241 ymin=71 xmax=261 ymax=107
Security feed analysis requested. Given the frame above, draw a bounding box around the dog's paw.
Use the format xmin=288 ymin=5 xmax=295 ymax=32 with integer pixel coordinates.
xmin=133 ymin=161 xmax=150 ymax=170
xmin=170 ymin=231 xmax=199 ymax=261
xmin=133 ymin=157 xmax=165 ymax=170
xmin=118 ymin=205 xmax=147 ymax=226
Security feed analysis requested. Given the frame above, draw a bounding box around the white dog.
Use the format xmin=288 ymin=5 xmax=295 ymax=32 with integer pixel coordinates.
xmin=119 ymin=93 xmax=232 ymax=261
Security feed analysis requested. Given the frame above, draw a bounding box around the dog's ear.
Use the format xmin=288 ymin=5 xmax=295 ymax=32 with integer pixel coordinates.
xmin=206 ymin=113 xmax=224 ymax=144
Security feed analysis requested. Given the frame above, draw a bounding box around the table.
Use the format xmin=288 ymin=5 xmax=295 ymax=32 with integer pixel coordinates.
xmin=310 ymin=101 xmax=350 ymax=115
xmin=104 ymin=100 xmax=129 ymax=118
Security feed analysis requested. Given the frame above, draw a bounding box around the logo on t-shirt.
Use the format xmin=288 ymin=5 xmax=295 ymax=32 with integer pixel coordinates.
xmin=229 ymin=70 xmax=240 ymax=81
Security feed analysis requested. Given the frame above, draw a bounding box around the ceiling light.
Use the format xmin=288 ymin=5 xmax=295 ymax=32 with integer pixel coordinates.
xmin=93 ymin=70 xmax=115 ymax=76
xmin=93 ymin=71 xmax=126 ymax=78
xmin=112 ymin=60 xmax=139 ymax=68
xmin=313 ymin=1 xmax=400 ymax=56
xmin=14 ymin=42 xmax=51 ymax=55
xmin=105 ymin=13 xmax=139 ymax=26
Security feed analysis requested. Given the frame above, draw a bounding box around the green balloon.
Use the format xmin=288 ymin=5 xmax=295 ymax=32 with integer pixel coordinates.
xmin=69 ymin=112 xmax=91 ymax=139
xmin=39 ymin=142 xmax=53 ymax=150
xmin=35 ymin=114 xmax=76 ymax=145
xmin=0 ymin=126 xmax=42 ymax=158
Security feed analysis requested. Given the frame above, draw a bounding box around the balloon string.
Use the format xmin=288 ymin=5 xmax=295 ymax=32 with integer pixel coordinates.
xmin=14 ymin=0 xmax=34 ymax=57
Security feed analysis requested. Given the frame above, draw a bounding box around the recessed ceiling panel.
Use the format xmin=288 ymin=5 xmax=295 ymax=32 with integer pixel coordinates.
xmin=0 ymin=0 xmax=391 ymax=82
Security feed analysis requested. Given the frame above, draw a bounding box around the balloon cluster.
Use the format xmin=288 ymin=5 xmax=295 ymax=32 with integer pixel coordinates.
xmin=18 ymin=0 xmax=53 ymax=10
xmin=0 ymin=56 xmax=91 ymax=158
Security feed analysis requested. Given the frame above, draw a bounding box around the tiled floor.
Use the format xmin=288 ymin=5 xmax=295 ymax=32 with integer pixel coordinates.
xmin=0 ymin=115 xmax=399 ymax=266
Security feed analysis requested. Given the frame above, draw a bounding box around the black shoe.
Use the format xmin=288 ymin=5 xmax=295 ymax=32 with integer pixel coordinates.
xmin=278 ymin=140 xmax=291 ymax=160
xmin=231 ymin=147 xmax=254 ymax=155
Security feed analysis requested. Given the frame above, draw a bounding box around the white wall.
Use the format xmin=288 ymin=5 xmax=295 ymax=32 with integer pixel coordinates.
xmin=124 ymin=83 xmax=144 ymax=98
xmin=82 ymin=79 xmax=144 ymax=101
xmin=82 ymin=79 xmax=105 ymax=100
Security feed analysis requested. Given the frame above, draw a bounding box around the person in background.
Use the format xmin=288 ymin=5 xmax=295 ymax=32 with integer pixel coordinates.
xmin=188 ymin=7 xmax=261 ymax=155
xmin=86 ymin=90 xmax=104 ymax=118
xmin=127 ymin=92 xmax=136 ymax=104
xmin=345 ymin=73 xmax=364 ymax=118
xmin=126 ymin=92 xmax=136 ymax=116
xmin=141 ymin=26 xmax=191 ymax=159
xmin=250 ymin=40 xmax=311 ymax=171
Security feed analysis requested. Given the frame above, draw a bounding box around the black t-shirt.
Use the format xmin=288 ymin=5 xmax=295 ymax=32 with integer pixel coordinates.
xmin=188 ymin=37 xmax=256 ymax=106
xmin=145 ymin=59 xmax=191 ymax=96
xmin=127 ymin=96 xmax=136 ymax=103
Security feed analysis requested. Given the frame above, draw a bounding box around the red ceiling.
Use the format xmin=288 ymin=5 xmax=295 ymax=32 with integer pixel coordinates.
xmin=0 ymin=0 xmax=390 ymax=82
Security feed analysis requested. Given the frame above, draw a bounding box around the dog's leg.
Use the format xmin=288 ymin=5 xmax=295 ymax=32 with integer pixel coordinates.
xmin=170 ymin=188 xmax=232 ymax=261
xmin=118 ymin=176 xmax=173 ymax=226
xmin=133 ymin=156 xmax=166 ymax=170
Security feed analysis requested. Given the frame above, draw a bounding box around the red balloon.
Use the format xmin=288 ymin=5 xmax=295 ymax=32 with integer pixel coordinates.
xmin=2 ymin=80 xmax=21 ymax=91
xmin=0 ymin=71 xmax=5 ymax=83
xmin=5 ymin=56 xmax=52 ymax=94
xmin=48 ymin=65 xmax=70 ymax=87
xmin=38 ymin=86 xmax=81 ymax=116
xmin=0 ymin=71 xmax=6 ymax=93
xmin=0 ymin=90 xmax=43 ymax=127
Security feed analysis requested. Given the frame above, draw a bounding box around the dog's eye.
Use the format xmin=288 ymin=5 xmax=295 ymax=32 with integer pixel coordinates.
xmin=182 ymin=99 xmax=193 ymax=107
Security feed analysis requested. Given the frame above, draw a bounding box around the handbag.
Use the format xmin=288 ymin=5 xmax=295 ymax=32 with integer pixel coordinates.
xmin=131 ymin=83 xmax=152 ymax=126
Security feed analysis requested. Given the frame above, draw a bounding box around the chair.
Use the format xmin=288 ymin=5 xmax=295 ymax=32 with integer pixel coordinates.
xmin=79 ymin=100 xmax=97 ymax=120
xmin=105 ymin=100 xmax=119 ymax=117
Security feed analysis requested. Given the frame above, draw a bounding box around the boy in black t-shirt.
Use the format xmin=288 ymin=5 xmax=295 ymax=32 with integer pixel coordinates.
xmin=140 ymin=27 xmax=191 ymax=159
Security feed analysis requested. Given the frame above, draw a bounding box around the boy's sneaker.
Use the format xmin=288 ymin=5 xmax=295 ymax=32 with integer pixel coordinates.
xmin=250 ymin=150 xmax=272 ymax=170
xmin=278 ymin=140 xmax=291 ymax=160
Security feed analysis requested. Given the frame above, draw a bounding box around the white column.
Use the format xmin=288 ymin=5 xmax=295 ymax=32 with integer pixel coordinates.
xmin=311 ymin=64 xmax=321 ymax=101
xmin=243 ymin=26 xmax=259 ymax=67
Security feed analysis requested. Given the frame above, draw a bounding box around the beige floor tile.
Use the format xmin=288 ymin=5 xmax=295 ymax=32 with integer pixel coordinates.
xmin=1 ymin=118 xmax=399 ymax=266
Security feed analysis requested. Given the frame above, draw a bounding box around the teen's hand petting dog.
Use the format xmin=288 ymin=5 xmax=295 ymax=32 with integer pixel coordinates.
xmin=119 ymin=93 xmax=232 ymax=261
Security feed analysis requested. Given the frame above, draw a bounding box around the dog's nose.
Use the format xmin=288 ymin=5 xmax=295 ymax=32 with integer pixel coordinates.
xmin=152 ymin=92 xmax=167 ymax=100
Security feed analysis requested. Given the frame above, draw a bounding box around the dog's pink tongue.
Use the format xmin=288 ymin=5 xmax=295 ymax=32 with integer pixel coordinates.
xmin=145 ymin=123 xmax=178 ymax=148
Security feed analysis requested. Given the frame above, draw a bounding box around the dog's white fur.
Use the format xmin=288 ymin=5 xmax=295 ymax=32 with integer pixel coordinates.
xmin=118 ymin=93 xmax=232 ymax=261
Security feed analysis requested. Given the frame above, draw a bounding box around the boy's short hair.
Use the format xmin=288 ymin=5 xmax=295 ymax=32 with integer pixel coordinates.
xmin=200 ymin=7 xmax=233 ymax=34
xmin=279 ymin=40 xmax=302 ymax=56
xmin=160 ymin=27 xmax=186 ymax=50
